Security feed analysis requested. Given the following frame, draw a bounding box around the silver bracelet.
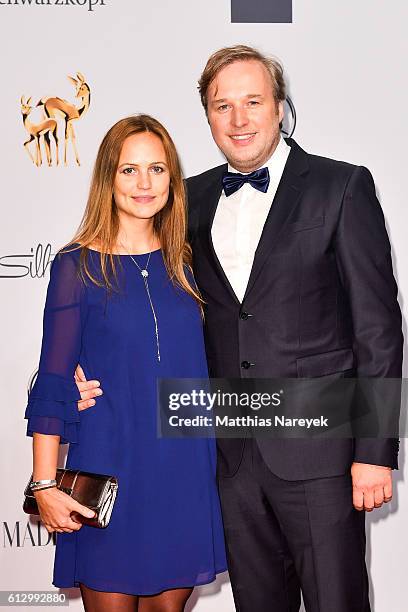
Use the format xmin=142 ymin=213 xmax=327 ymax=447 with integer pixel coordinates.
xmin=30 ymin=479 xmax=57 ymax=490
xmin=32 ymin=484 xmax=57 ymax=493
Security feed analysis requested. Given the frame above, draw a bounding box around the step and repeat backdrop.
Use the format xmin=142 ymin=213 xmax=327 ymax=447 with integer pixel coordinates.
xmin=1 ymin=1 xmax=407 ymax=610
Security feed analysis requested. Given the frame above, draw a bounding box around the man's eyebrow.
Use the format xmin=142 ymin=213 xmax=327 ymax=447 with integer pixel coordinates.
xmin=211 ymin=94 xmax=263 ymax=104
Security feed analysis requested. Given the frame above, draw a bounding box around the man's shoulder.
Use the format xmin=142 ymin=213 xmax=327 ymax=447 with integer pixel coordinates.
xmin=309 ymin=151 xmax=357 ymax=176
xmin=309 ymin=153 xmax=376 ymax=195
xmin=290 ymin=139 xmax=359 ymax=183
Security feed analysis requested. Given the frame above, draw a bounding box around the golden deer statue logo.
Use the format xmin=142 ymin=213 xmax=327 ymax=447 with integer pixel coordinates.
xmin=21 ymin=96 xmax=59 ymax=167
xmin=21 ymin=72 xmax=90 ymax=167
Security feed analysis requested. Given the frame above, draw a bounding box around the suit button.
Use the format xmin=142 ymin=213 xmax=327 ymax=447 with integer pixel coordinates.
xmin=241 ymin=360 xmax=252 ymax=369
xmin=240 ymin=311 xmax=250 ymax=320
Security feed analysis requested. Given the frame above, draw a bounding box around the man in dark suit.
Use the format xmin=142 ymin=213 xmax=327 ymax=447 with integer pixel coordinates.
xmin=185 ymin=45 xmax=402 ymax=611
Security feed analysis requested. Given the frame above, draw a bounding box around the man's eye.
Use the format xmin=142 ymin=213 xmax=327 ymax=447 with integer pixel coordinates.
xmin=218 ymin=104 xmax=229 ymax=112
xmin=248 ymin=100 xmax=260 ymax=106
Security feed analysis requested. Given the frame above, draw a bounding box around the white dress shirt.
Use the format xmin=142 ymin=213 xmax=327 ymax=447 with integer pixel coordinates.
xmin=212 ymin=137 xmax=291 ymax=302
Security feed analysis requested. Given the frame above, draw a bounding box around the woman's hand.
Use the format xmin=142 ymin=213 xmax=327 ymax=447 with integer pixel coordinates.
xmin=34 ymin=487 xmax=96 ymax=534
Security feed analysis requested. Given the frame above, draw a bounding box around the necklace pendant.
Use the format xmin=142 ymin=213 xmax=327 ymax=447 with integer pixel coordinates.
xmin=141 ymin=269 xmax=149 ymax=278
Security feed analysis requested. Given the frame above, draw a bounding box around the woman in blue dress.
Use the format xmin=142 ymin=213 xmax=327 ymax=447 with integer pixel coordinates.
xmin=25 ymin=115 xmax=227 ymax=611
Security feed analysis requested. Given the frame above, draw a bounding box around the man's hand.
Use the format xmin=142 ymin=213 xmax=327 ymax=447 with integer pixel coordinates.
xmin=351 ymin=462 xmax=393 ymax=512
xmin=75 ymin=364 xmax=102 ymax=411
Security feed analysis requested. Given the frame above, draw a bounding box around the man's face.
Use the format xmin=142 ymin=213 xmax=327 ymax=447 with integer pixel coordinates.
xmin=207 ymin=60 xmax=284 ymax=173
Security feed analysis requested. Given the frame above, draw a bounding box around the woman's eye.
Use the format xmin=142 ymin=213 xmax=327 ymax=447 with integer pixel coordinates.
xmin=122 ymin=167 xmax=135 ymax=175
xmin=151 ymin=166 xmax=164 ymax=174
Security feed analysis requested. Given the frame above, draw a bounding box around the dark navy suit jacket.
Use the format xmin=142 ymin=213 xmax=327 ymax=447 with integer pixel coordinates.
xmin=187 ymin=138 xmax=402 ymax=480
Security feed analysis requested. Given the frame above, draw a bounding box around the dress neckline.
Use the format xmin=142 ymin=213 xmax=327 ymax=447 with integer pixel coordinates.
xmin=85 ymin=246 xmax=162 ymax=257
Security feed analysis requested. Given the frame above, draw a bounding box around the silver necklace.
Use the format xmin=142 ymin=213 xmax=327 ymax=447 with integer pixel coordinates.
xmin=120 ymin=240 xmax=161 ymax=362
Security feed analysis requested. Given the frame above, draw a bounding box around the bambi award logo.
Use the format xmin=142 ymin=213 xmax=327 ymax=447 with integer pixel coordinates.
xmin=20 ymin=71 xmax=90 ymax=167
xmin=281 ymin=96 xmax=296 ymax=139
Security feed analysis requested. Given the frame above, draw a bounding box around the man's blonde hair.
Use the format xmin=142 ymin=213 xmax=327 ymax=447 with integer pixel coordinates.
xmin=198 ymin=45 xmax=286 ymax=113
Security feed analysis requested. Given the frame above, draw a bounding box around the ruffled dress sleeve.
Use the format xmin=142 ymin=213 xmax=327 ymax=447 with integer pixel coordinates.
xmin=24 ymin=250 xmax=86 ymax=444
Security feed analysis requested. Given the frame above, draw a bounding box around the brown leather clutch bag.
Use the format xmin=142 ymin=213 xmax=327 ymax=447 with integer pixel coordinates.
xmin=23 ymin=469 xmax=118 ymax=529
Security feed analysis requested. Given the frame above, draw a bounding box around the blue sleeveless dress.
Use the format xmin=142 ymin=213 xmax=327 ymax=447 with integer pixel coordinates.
xmin=24 ymin=247 xmax=227 ymax=595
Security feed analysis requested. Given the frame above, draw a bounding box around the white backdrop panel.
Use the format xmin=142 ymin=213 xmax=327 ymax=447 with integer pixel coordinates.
xmin=1 ymin=1 xmax=407 ymax=610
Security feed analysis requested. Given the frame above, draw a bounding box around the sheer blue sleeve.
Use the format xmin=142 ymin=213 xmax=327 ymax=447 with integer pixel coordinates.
xmin=24 ymin=250 xmax=86 ymax=444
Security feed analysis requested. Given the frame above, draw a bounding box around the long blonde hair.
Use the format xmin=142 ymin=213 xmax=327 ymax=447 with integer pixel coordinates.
xmin=63 ymin=114 xmax=203 ymax=309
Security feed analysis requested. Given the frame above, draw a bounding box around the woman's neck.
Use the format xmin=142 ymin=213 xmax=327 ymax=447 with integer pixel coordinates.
xmin=116 ymin=221 xmax=160 ymax=255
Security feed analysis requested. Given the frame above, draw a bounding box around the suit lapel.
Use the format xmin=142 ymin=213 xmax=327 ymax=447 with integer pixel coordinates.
xmin=197 ymin=164 xmax=241 ymax=305
xmin=243 ymin=139 xmax=310 ymax=300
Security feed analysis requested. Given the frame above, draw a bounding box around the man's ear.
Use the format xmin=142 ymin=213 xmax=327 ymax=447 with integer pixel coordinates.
xmin=278 ymin=100 xmax=284 ymax=124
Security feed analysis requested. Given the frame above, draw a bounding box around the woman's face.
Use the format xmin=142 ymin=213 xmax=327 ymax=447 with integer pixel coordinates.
xmin=113 ymin=132 xmax=170 ymax=222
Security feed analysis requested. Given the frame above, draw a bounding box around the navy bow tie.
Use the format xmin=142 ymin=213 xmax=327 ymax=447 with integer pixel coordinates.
xmin=222 ymin=167 xmax=270 ymax=197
